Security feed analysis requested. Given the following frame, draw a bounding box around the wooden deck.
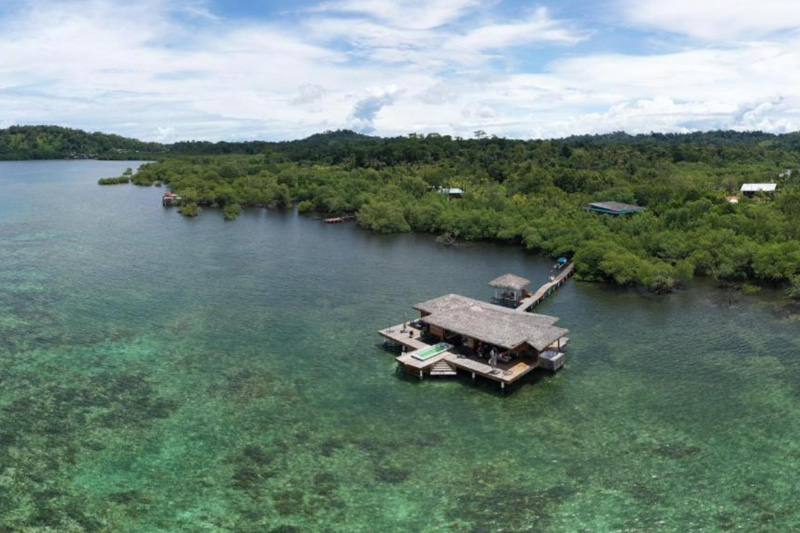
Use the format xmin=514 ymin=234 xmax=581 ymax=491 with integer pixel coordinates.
xmin=515 ymin=263 xmax=575 ymax=313
xmin=443 ymin=353 xmax=538 ymax=387
xmin=378 ymin=323 xmax=428 ymax=352
xmin=392 ymin=341 xmax=540 ymax=386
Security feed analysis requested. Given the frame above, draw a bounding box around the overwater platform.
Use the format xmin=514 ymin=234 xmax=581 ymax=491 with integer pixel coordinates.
xmin=380 ymin=267 xmax=574 ymax=392
xmin=378 ymin=322 xmax=428 ymax=352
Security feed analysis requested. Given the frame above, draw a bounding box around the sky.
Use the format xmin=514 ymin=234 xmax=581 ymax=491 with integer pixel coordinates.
xmin=1 ymin=0 xmax=800 ymax=142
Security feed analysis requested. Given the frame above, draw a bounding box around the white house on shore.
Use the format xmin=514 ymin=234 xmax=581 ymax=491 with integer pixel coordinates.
xmin=741 ymin=183 xmax=777 ymax=197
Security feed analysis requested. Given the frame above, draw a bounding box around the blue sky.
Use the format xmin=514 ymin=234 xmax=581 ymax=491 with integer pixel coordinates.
xmin=1 ymin=0 xmax=799 ymax=141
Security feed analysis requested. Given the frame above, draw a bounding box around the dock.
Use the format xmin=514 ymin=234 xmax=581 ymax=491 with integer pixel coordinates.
xmin=379 ymin=322 xmax=428 ymax=352
xmin=443 ymin=353 xmax=538 ymax=390
xmin=324 ymin=214 xmax=356 ymax=224
xmin=515 ymin=263 xmax=574 ymax=313
xmin=391 ymin=341 xmax=558 ymax=390
xmin=389 ymin=341 xmax=543 ymax=389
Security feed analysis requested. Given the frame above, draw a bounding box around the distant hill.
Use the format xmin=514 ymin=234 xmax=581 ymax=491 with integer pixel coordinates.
xmin=168 ymin=130 xmax=373 ymax=159
xmin=559 ymin=130 xmax=800 ymax=149
xmin=0 ymin=126 xmax=381 ymax=162
xmin=0 ymin=125 xmax=165 ymax=160
xmin=299 ymin=130 xmax=372 ymax=144
xmin=2 ymin=125 xmax=800 ymax=161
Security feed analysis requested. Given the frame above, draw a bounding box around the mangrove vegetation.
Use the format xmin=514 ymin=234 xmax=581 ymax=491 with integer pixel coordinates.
xmin=98 ymin=130 xmax=800 ymax=294
xmin=4 ymin=125 xmax=800 ymax=292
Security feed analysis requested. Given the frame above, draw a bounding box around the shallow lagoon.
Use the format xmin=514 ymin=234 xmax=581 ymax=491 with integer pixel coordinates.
xmin=1 ymin=161 xmax=800 ymax=532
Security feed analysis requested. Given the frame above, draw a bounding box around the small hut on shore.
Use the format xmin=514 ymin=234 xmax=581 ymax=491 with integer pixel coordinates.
xmin=162 ymin=191 xmax=182 ymax=207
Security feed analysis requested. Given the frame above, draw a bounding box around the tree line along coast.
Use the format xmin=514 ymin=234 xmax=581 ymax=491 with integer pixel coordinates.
xmin=4 ymin=125 xmax=800 ymax=299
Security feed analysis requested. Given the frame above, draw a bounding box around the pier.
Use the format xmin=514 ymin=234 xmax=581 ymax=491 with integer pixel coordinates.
xmin=515 ymin=263 xmax=574 ymax=313
xmin=324 ymin=214 xmax=356 ymax=224
xmin=380 ymin=266 xmax=574 ymax=392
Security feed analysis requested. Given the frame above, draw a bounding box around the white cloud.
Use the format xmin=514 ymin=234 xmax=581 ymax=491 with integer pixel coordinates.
xmin=737 ymin=96 xmax=800 ymax=132
xmin=155 ymin=126 xmax=177 ymax=142
xmin=444 ymin=7 xmax=588 ymax=51
xmin=314 ymin=0 xmax=477 ymax=30
xmin=307 ymin=5 xmax=586 ymax=66
xmin=1 ymin=0 xmax=799 ymax=141
xmin=348 ymin=86 xmax=399 ymax=133
xmin=291 ymin=85 xmax=328 ymax=106
xmin=621 ymin=0 xmax=800 ymax=40
xmin=180 ymin=6 xmax=220 ymax=21
xmin=548 ymin=41 xmax=800 ymax=104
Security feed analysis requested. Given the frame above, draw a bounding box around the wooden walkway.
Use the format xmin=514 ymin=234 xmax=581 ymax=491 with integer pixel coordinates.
xmin=515 ymin=263 xmax=574 ymax=313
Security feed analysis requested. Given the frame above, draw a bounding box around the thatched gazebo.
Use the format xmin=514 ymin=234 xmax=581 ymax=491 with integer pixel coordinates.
xmin=489 ymin=273 xmax=531 ymax=305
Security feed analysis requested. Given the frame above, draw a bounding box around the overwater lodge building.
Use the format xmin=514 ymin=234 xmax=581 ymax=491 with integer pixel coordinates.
xmin=379 ymin=272 xmax=572 ymax=392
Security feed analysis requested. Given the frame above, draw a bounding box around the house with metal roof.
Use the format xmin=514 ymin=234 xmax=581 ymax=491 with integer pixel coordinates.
xmin=741 ymin=183 xmax=777 ymax=196
xmin=438 ymin=187 xmax=464 ymax=198
xmin=586 ymin=201 xmax=646 ymax=215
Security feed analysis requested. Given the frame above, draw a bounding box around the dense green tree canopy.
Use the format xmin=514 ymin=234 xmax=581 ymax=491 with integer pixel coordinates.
xmin=4 ymin=125 xmax=799 ymax=292
xmin=0 ymin=125 xmax=164 ymax=160
xmin=121 ymin=134 xmax=799 ymax=293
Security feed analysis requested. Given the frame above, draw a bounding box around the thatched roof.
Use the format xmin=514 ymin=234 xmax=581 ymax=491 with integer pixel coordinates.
xmin=415 ymin=294 xmax=558 ymax=324
xmin=414 ymin=294 xmax=485 ymax=315
xmin=422 ymin=302 xmax=567 ymax=351
xmin=415 ymin=293 xmax=565 ymax=351
xmin=489 ymin=274 xmax=531 ymax=290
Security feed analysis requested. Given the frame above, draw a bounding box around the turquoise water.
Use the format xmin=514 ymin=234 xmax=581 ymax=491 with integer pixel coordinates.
xmin=1 ymin=161 xmax=800 ymax=532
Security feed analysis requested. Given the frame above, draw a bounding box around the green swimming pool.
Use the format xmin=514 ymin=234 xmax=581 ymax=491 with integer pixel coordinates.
xmin=412 ymin=342 xmax=453 ymax=361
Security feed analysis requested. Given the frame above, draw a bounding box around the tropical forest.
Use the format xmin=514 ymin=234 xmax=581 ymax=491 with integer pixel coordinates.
xmin=5 ymin=125 xmax=800 ymax=294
